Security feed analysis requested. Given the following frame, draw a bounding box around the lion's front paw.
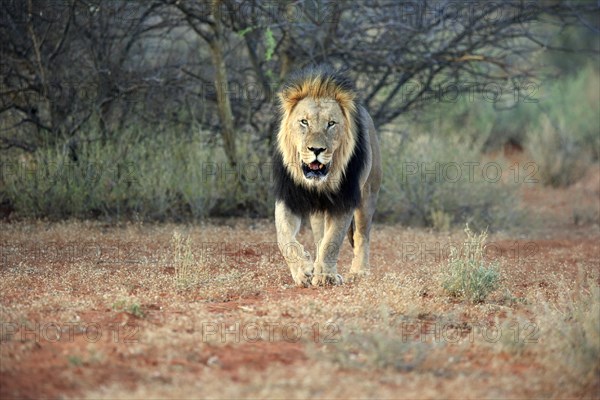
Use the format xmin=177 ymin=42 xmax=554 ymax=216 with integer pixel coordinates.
xmin=311 ymin=273 xmax=343 ymax=286
xmin=292 ymin=261 xmax=314 ymax=287
xmin=293 ymin=269 xmax=313 ymax=287
xmin=347 ymin=270 xmax=368 ymax=283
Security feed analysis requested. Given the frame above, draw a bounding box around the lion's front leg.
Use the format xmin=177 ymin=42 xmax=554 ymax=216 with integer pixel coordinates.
xmin=312 ymin=212 xmax=353 ymax=286
xmin=275 ymin=201 xmax=313 ymax=287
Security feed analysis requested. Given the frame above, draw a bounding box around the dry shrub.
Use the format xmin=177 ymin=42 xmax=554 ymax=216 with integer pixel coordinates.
xmin=537 ymin=280 xmax=600 ymax=393
xmin=441 ymin=224 xmax=501 ymax=303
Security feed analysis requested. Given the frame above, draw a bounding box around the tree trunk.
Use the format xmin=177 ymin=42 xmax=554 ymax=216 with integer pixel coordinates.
xmin=210 ymin=2 xmax=236 ymax=167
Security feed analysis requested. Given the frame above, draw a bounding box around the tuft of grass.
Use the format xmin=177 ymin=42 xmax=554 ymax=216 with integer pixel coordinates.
xmin=441 ymin=224 xmax=501 ymax=303
xmin=430 ymin=209 xmax=452 ymax=232
xmin=169 ymin=230 xmax=266 ymax=300
xmin=171 ymin=231 xmax=205 ymax=289
xmin=321 ymin=328 xmax=428 ymax=372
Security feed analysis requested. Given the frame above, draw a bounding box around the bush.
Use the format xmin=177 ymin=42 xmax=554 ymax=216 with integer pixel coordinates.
xmin=527 ymin=116 xmax=589 ymax=187
xmin=441 ymin=224 xmax=501 ymax=303
xmin=525 ymin=65 xmax=599 ymax=186
xmin=377 ymin=134 xmax=519 ymax=231
xmin=401 ymin=64 xmax=599 ymax=172
xmin=4 ymin=65 xmax=597 ymax=220
xmin=2 ymin=127 xmax=274 ymax=220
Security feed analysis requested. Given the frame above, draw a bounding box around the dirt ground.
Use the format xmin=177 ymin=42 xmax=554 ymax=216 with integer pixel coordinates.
xmin=1 ymin=162 xmax=599 ymax=399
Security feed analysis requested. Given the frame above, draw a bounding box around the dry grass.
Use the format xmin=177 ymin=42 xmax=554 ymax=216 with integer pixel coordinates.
xmin=536 ymin=280 xmax=600 ymax=393
xmin=171 ymin=231 xmax=209 ymax=289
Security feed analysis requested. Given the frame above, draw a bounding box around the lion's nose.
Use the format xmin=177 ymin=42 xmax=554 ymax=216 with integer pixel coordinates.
xmin=308 ymin=147 xmax=326 ymax=156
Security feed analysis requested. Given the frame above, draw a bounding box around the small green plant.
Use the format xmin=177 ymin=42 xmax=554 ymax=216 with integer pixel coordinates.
xmin=127 ymin=303 xmax=145 ymax=318
xmin=441 ymin=224 xmax=501 ymax=303
xmin=112 ymin=299 xmax=145 ymax=318
xmin=67 ymin=355 xmax=83 ymax=367
xmin=67 ymin=348 xmax=105 ymax=367
xmin=264 ymin=27 xmax=276 ymax=61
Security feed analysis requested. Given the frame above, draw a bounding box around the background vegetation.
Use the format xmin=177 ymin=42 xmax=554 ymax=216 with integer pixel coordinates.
xmin=1 ymin=1 xmax=598 ymax=229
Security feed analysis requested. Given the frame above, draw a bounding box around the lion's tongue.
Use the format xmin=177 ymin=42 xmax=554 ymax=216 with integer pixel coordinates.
xmin=309 ymin=162 xmax=321 ymax=170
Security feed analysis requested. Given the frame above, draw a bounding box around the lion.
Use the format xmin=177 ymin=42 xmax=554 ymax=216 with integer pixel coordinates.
xmin=273 ymin=65 xmax=382 ymax=286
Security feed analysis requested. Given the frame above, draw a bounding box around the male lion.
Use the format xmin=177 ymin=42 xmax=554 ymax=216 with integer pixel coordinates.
xmin=273 ymin=65 xmax=382 ymax=286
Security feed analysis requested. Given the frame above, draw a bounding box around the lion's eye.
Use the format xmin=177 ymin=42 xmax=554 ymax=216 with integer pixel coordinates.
xmin=328 ymin=121 xmax=336 ymax=127
xmin=300 ymin=119 xmax=308 ymax=126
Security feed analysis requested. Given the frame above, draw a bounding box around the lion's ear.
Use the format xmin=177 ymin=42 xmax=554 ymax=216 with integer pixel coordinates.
xmin=279 ymin=90 xmax=302 ymax=116
xmin=334 ymin=91 xmax=357 ymax=118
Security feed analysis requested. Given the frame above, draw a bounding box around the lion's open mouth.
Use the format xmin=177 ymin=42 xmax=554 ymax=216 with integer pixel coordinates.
xmin=302 ymin=161 xmax=330 ymax=179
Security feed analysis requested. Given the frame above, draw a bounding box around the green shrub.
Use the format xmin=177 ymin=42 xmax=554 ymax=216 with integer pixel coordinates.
xmin=441 ymin=224 xmax=501 ymax=303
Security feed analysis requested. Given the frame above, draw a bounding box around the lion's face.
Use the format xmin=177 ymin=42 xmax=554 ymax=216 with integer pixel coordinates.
xmin=280 ymin=97 xmax=356 ymax=190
